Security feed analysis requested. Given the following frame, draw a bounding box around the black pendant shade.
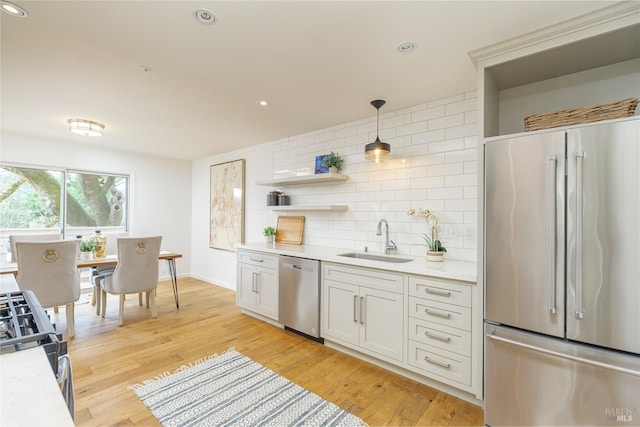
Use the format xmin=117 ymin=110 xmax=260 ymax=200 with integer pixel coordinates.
xmin=365 ymin=99 xmax=390 ymax=163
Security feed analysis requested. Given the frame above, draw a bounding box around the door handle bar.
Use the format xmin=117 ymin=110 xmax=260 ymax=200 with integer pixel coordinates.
xmin=360 ymin=296 xmax=365 ymax=325
xmin=574 ymin=152 xmax=585 ymax=320
xmin=425 ymin=308 xmax=451 ymax=319
xmin=353 ymin=295 xmax=358 ymax=323
xmin=424 ymin=356 xmax=451 ymax=369
xmin=486 ymin=332 xmax=640 ymax=377
xmin=424 ymin=330 xmax=452 ymax=342
xmin=425 ymin=288 xmax=451 ymax=297
xmin=547 ymin=155 xmax=558 ymax=314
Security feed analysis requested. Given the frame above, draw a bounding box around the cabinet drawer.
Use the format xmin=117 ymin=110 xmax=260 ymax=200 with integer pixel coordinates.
xmin=238 ymin=250 xmax=278 ymax=270
xmin=408 ymin=341 xmax=471 ymax=386
xmin=323 ymin=263 xmax=404 ymax=294
xmin=408 ymin=317 xmax=471 ymax=356
xmin=408 ymin=297 xmax=471 ymax=331
xmin=409 ymin=276 xmax=471 ymax=307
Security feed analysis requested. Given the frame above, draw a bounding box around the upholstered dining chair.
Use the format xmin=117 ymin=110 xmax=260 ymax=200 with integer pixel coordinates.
xmin=15 ymin=240 xmax=81 ymax=337
xmin=93 ymin=236 xmax=162 ymax=326
xmin=90 ymin=231 xmax=128 ymax=313
xmin=9 ymin=233 xmax=63 ymax=262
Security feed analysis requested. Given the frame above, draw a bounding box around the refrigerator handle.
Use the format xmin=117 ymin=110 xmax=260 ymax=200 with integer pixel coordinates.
xmin=574 ymin=151 xmax=585 ymax=320
xmin=547 ymin=155 xmax=558 ymax=314
xmin=486 ymin=332 xmax=640 ymax=377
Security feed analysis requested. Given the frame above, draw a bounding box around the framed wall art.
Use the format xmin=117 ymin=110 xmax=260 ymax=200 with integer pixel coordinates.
xmin=210 ymin=159 xmax=245 ymax=251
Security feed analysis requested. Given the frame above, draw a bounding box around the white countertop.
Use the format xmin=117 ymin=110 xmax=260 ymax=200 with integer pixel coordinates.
xmin=237 ymin=242 xmax=477 ymax=283
xmin=1 ymin=346 xmax=74 ymax=427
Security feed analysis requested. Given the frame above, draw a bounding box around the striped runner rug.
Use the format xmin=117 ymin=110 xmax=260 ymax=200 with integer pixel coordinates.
xmin=130 ymin=348 xmax=367 ymax=427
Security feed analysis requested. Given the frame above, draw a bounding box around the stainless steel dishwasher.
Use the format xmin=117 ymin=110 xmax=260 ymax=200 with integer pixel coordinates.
xmin=279 ymin=255 xmax=323 ymax=342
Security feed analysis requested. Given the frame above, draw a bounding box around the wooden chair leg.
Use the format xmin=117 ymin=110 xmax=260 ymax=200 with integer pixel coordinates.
xmin=119 ymin=295 xmax=125 ymax=326
xmin=138 ymin=293 xmax=143 ymax=306
xmin=95 ymin=284 xmax=101 ymax=316
xmin=101 ymin=290 xmax=107 ymax=318
xmin=66 ymin=303 xmax=75 ymax=338
xmin=149 ymin=290 xmax=157 ymax=318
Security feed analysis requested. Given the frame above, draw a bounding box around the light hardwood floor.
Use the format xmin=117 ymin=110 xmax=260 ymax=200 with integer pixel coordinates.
xmin=60 ymin=277 xmax=483 ymax=426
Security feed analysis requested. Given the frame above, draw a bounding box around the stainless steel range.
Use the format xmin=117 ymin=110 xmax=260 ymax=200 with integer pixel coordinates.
xmin=0 ymin=290 xmax=67 ymax=374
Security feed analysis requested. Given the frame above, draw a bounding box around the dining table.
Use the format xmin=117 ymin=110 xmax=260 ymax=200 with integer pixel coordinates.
xmin=0 ymin=251 xmax=183 ymax=308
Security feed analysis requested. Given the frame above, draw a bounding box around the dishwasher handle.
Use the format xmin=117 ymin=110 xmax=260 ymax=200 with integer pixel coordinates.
xmin=280 ymin=262 xmax=315 ymax=273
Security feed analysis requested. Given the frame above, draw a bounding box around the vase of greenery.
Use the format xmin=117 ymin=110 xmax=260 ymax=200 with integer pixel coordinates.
xmin=263 ymin=226 xmax=276 ymax=244
xmin=79 ymin=240 xmax=96 ymax=260
xmin=322 ymin=151 xmax=343 ymax=173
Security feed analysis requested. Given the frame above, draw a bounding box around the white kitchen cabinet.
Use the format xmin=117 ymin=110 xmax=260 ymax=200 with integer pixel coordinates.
xmin=236 ymin=250 xmax=279 ymax=320
xmin=322 ymin=263 xmax=405 ymax=363
xmin=406 ymin=275 xmax=473 ymax=389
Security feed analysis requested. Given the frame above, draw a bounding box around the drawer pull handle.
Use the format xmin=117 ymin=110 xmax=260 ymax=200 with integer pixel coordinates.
xmin=424 ymin=356 xmax=451 ymax=369
xmin=249 ymin=257 xmax=264 ymax=262
xmin=425 ymin=288 xmax=451 ymax=297
xmin=424 ymin=330 xmax=451 ymax=342
xmin=425 ymin=308 xmax=451 ymax=319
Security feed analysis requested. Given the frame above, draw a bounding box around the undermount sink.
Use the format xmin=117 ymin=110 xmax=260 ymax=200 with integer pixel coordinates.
xmin=337 ymin=252 xmax=413 ymax=263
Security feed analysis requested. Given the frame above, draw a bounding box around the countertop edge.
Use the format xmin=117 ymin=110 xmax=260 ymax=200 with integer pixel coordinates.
xmin=236 ymin=243 xmax=477 ymax=284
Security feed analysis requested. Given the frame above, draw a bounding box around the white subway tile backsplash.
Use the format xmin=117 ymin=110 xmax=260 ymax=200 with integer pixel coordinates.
xmin=428 ymin=113 xmax=465 ymax=131
xmin=429 ymin=138 xmax=464 ymax=154
xmin=427 ymin=163 xmax=464 ymax=177
xmin=269 ymin=91 xmax=478 ymax=261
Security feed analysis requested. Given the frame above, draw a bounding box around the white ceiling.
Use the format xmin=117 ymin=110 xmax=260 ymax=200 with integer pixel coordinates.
xmin=1 ymin=1 xmax=616 ymax=161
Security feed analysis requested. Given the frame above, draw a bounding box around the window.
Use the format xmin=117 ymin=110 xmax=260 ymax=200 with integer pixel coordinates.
xmin=0 ymin=165 xmax=129 ymax=236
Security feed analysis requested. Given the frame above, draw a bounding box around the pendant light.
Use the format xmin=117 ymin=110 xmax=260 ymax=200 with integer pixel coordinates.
xmin=365 ymin=99 xmax=390 ymax=163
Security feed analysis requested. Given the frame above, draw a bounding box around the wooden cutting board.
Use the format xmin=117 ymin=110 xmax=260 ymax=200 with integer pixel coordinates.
xmin=275 ymin=216 xmax=305 ymax=244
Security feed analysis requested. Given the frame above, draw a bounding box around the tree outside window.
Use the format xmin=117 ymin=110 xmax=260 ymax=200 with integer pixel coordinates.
xmin=0 ymin=166 xmax=128 ymax=233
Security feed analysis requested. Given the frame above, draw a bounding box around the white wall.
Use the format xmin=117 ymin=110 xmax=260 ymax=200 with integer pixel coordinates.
xmin=191 ymin=91 xmax=479 ymax=291
xmin=190 ymin=142 xmax=273 ymax=289
xmin=0 ymin=132 xmax=192 ymax=277
xmin=271 ymin=92 xmax=479 ymax=261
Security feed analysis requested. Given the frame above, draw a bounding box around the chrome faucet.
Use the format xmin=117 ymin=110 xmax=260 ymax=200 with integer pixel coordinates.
xmin=376 ymin=218 xmax=397 ymax=255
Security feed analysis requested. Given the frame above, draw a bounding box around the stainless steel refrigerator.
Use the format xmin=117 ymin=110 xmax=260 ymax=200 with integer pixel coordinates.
xmin=484 ymin=117 xmax=640 ymax=426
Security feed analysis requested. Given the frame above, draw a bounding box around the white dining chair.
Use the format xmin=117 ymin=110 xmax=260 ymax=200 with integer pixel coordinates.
xmin=15 ymin=240 xmax=81 ymax=337
xmin=9 ymin=233 xmax=63 ymax=262
xmin=93 ymin=236 xmax=162 ymax=326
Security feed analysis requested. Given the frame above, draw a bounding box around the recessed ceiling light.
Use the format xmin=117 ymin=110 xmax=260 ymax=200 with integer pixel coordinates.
xmin=397 ymin=42 xmax=416 ymax=53
xmin=1 ymin=1 xmax=28 ymax=17
xmin=194 ymin=8 xmax=216 ymax=25
xmin=258 ymin=100 xmax=268 ymax=107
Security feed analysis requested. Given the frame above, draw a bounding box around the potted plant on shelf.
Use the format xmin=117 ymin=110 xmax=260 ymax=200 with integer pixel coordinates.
xmin=263 ymin=226 xmax=276 ymax=244
xmin=408 ymin=208 xmax=447 ymax=262
xmin=322 ymin=151 xmax=344 ymax=173
xmin=79 ymin=240 xmax=97 ymax=260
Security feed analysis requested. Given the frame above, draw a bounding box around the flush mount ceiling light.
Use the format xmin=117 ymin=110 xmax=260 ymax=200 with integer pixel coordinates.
xmin=194 ymin=8 xmax=216 ymax=24
xmin=68 ymin=118 xmax=105 ymax=137
xmin=258 ymin=100 xmax=268 ymax=107
xmin=1 ymin=1 xmax=28 ymax=17
xmin=397 ymin=42 xmax=416 ymax=53
xmin=365 ymin=99 xmax=391 ymax=163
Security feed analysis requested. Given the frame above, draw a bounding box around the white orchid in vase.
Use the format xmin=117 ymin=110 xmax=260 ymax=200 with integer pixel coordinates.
xmin=407 ymin=208 xmax=447 ymax=254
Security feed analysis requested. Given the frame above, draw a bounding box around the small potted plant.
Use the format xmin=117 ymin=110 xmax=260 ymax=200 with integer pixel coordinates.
xmin=322 ymin=151 xmax=344 ymax=173
xmin=79 ymin=240 xmax=97 ymax=260
xmin=408 ymin=208 xmax=447 ymax=262
xmin=263 ymin=226 xmax=276 ymax=243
